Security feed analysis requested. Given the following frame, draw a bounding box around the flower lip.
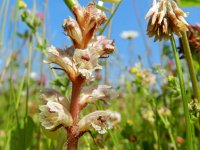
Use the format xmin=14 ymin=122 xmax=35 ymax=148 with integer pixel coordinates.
xmin=78 ymin=110 xmax=121 ymax=134
xmin=39 ymin=102 xmax=73 ymax=130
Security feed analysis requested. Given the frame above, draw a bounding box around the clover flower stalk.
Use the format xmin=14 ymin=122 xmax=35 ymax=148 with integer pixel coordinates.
xmin=145 ymin=0 xmax=193 ymax=149
xmin=39 ymin=1 xmax=120 ymax=150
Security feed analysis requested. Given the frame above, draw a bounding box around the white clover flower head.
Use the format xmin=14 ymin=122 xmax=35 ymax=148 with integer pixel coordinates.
xmin=30 ymin=72 xmax=37 ymax=80
xmin=145 ymin=0 xmax=188 ymax=41
xmin=78 ymin=110 xmax=121 ymax=134
xmin=79 ymin=85 xmax=118 ymax=105
xmin=120 ymin=30 xmax=139 ymax=40
xmin=39 ymin=89 xmax=72 ymax=130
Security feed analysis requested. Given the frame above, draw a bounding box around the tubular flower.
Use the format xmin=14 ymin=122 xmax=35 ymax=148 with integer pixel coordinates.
xmin=63 ymin=2 xmax=107 ymax=49
xmin=45 ymin=45 xmax=77 ymax=80
xmin=79 ymin=85 xmax=119 ymax=106
xmin=145 ymin=0 xmax=188 ymax=41
xmin=46 ymin=45 xmax=104 ymax=82
xmin=39 ymin=89 xmax=73 ymax=130
xmin=73 ymin=47 xmax=102 ymax=81
xmin=63 ymin=17 xmax=83 ymax=48
xmin=78 ymin=110 xmax=121 ymax=134
xmin=91 ymin=36 xmax=115 ymax=56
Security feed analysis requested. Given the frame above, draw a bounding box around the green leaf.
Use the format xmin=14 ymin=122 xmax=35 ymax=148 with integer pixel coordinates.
xmin=180 ymin=0 xmax=200 ymax=7
xmin=10 ymin=117 xmax=35 ymax=150
xmin=96 ymin=5 xmax=112 ymax=13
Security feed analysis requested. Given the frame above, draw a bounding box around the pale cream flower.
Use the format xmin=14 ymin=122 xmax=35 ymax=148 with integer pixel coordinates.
xmin=79 ymin=85 xmax=118 ymax=105
xmin=78 ymin=110 xmax=121 ymax=134
xmin=158 ymin=107 xmax=171 ymax=116
xmin=140 ymin=70 xmax=156 ymax=85
xmin=63 ymin=17 xmax=83 ymax=49
xmin=39 ymin=89 xmax=72 ymax=130
xmin=91 ymin=36 xmax=115 ymax=56
xmin=45 ymin=45 xmax=77 ymax=80
xmin=46 ymin=45 xmax=102 ymax=82
xmin=120 ymin=30 xmax=139 ymax=40
xmin=73 ymin=47 xmax=102 ymax=81
xmin=141 ymin=108 xmax=155 ymax=124
xmin=145 ymin=0 xmax=188 ymax=41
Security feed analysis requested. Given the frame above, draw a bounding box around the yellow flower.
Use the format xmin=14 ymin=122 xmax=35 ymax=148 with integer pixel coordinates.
xmin=130 ymin=67 xmax=138 ymax=74
xmin=18 ymin=0 xmax=27 ymax=9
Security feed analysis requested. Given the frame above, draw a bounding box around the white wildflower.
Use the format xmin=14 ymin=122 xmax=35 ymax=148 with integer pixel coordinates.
xmin=79 ymin=85 xmax=118 ymax=105
xmin=39 ymin=89 xmax=72 ymax=130
xmin=120 ymin=30 xmax=139 ymax=40
xmin=78 ymin=110 xmax=121 ymax=134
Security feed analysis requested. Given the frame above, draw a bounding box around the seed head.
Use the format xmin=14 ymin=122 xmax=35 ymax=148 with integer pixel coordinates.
xmin=145 ymin=0 xmax=188 ymax=41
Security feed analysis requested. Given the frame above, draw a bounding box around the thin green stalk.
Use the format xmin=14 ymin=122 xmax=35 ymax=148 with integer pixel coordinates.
xmin=63 ymin=0 xmax=77 ymax=10
xmin=170 ymin=35 xmax=193 ymax=150
xmin=0 ymin=0 xmax=9 ymax=48
xmin=181 ymin=32 xmax=200 ymax=102
xmin=99 ymin=0 xmax=121 ymax=35
xmin=104 ymin=4 xmax=114 ymax=84
xmin=158 ymin=113 xmax=177 ymax=150
xmin=22 ymin=36 xmax=33 ymax=150
xmin=168 ymin=128 xmax=177 ymax=150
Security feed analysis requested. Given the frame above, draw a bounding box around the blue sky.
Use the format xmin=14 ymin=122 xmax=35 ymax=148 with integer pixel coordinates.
xmin=1 ymin=0 xmax=200 ymax=83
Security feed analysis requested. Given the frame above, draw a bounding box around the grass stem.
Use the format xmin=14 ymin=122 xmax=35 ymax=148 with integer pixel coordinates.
xmin=181 ymin=32 xmax=200 ymax=102
xmin=170 ymin=35 xmax=193 ymax=150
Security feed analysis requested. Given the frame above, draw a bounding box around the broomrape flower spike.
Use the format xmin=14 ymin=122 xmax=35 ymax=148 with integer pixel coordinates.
xmin=39 ymin=1 xmax=120 ymax=149
xmin=145 ymin=0 xmax=188 ymax=42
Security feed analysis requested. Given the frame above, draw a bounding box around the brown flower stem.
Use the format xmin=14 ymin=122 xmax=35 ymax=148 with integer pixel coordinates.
xmin=70 ymin=77 xmax=84 ymax=120
xmin=67 ymin=133 xmax=78 ymax=150
xmin=181 ymin=31 xmax=200 ymax=102
xmin=67 ymin=76 xmax=84 ymax=150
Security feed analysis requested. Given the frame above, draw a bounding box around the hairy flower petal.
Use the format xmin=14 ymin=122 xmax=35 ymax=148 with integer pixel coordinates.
xmin=79 ymin=85 xmax=118 ymax=105
xmin=78 ymin=110 xmax=121 ymax=134
xmin=63 ymin=17 xmax=83 ymax=48
xmin=72 ymin=2 xmax=107 ymax=48
xmin=39 ymin=89 xmax=73 ymax=130
xmin=46 ymin=45 xmax=77 ymax=80
xmin=92 ymin=36 xmax=115 ymax=56
xmin=73 ymin=47 xmax=102 ymax=81
xmin=40 ymin=89 xmax=70 ymax=109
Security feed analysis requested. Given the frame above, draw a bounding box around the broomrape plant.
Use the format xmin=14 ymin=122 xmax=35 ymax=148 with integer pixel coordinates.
xmin=39 ymin=1 xmax=120 ymax=149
